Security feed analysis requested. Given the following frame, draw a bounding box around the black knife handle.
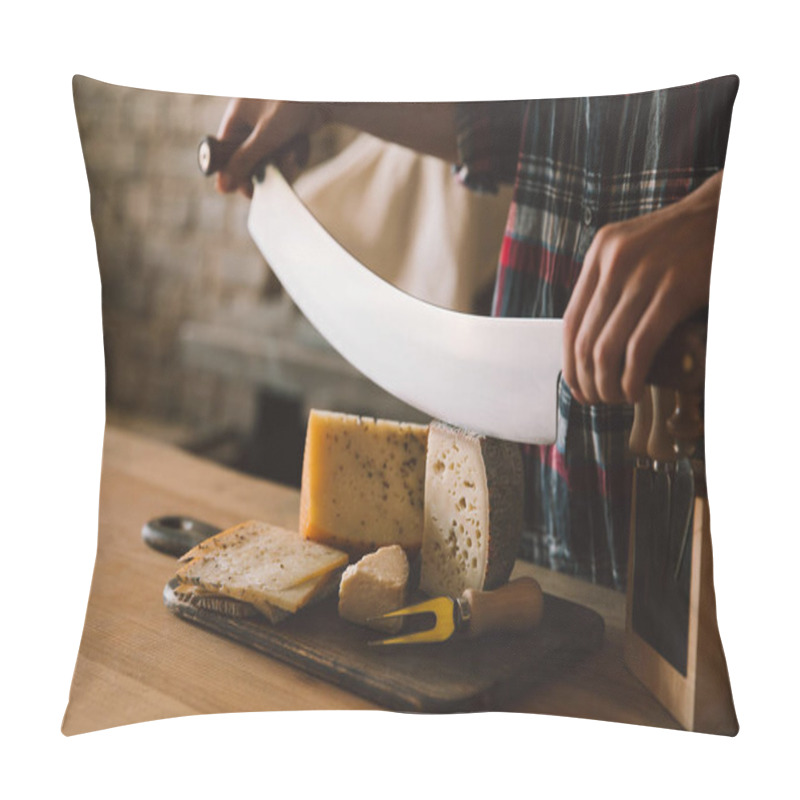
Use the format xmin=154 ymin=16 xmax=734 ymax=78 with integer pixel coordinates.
xmin=197 ymin=136 xmax=240 ymax=175
xmin=141 ymin=516 xmax=222 ymax=558
xmin=197 ymin=135 xmax=310 ymax=177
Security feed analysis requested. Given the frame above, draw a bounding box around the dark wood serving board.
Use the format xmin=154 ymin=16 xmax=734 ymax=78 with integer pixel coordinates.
xmin=164 ymin=578 xmax=604 ymax=713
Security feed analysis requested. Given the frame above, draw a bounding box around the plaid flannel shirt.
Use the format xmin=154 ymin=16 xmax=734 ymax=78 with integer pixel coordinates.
xmin=455 ymin=76 xmax=738 ymax=588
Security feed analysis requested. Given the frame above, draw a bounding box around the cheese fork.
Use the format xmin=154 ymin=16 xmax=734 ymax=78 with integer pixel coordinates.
xmin=369 ymin=577 xmax=544 ymax=645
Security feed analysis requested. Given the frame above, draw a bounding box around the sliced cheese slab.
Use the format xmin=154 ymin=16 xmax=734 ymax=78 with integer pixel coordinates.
xmin=177 ymin=534 xmax=225 ymax=564
xmin=177 ymin=520 xmax=348 ymax=593
xmin=207 ymin=564 xmax=344 ymax=614
xmin=300 ymin=410 xmax=428 ymax=557
xmin=175 ymin=520 xmax=348 ymax=613
xmin=420 ymin=421 xmax=524 ymax=598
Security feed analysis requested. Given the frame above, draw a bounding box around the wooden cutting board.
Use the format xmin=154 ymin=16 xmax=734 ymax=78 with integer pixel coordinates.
xmin=164 ymin=578 xmax=604 ymax=712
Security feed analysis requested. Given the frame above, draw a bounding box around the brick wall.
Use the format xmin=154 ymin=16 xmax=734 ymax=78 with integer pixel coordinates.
xmin=72 ymin=76 xmax=337 ymax=441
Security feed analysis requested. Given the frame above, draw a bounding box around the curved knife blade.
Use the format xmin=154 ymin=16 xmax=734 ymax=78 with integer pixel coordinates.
xmin=247 ymin=164 xmax=563 ymax=445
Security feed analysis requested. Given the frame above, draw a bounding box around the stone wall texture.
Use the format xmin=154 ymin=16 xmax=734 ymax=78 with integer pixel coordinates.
xmin=72 ymin=76 xmax=340 ymax=440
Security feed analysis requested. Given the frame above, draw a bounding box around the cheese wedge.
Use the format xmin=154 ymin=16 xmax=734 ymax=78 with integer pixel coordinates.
xmin=420 ymin=421 xmax=524 ymax=598
xmin=176 ymin=520 xmax=348 ymax=614
xmin=338 ymin=545 xmax=410 ymax=633
xmin=300 ymin=410 xmax=428 ymax=557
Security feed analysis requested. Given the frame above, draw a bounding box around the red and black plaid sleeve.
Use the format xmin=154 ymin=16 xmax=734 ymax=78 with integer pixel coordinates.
xmin=456 ymin=76 xmax=738 ymax=588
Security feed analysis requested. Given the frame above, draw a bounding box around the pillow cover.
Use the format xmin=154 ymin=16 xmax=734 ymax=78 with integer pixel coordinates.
xmin=64 ymin=75 xmax=738 ymax=736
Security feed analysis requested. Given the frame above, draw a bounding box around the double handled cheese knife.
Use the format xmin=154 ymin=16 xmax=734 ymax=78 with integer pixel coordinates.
xmin=200 ymin=139 xmax=704 ymax=445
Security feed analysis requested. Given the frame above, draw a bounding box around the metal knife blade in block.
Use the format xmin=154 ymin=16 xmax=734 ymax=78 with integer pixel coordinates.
xmin=369 ymin=576 xmax=544 ymax=645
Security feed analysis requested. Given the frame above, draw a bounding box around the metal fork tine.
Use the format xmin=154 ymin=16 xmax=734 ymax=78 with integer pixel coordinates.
xmin=376 ymin=597 xmax=447 ymax=619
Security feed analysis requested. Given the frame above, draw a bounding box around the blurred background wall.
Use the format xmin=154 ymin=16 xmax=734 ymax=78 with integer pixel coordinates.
xmin=73 ymin=76 xmax=510 ymax=487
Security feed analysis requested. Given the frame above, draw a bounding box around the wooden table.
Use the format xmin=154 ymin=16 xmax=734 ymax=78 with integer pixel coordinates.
xmin=62 ymin=425 xmax=680 ymax=735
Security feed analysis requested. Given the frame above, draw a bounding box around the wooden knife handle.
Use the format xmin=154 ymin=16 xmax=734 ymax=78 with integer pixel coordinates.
xmin=647 ymin=386 xmax=678 ymax=463
xmin=629 ymin=385 xmax=654 ymax=458
xmin=646 ymin=311 xmax=707 ymax=394
xmin=463 ymin=577 xmax=544 ymax=638
xmin=197 ymin=134 xmax=311 ymax=177
xmin=668 ymin=390 xmax=704 ymax=453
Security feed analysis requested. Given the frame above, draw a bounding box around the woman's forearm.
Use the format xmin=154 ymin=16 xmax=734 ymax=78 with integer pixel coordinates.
xmin=323 ymin=101 xmax=459 ymax=163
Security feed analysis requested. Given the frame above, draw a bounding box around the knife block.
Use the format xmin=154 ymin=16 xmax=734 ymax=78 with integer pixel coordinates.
xmin=624 ymin=468 xmax=737 ymax=734
xmin=623 ymin=326 xmax=738 ymax=735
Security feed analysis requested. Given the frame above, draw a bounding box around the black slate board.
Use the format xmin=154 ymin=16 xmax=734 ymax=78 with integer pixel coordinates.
xmin=164 ymin=577 xmax=604 ymax=713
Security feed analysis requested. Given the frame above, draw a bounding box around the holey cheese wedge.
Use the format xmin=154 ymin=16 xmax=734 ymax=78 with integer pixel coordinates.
xmin=300 ymin=410 xmax=428 ymax=557
xmin=420 ymin=421 xmax=524 ymax=598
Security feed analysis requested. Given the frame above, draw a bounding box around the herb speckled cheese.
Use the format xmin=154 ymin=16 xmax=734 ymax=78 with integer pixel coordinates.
xmin=420 ymin=421 xmax=524 ymax=598
xmin=175 ymin=520 xmax=347 ymax=614
xmin=300 ymin=410 xmax=428 ymax=557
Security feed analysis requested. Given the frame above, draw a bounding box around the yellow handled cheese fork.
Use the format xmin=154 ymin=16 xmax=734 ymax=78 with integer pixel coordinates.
xmin=369 ymin=577 xmax=544 ymax=645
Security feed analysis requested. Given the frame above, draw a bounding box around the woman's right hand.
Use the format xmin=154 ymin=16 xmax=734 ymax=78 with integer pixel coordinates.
xmin=214 ymin=99 xmax=329 ymax=197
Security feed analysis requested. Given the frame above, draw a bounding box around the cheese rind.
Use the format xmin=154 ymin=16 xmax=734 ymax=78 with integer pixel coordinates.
xmin=420 ymin=422 xmax=524 ymax=598
xmin=300 ymin=410 xmax=428 ymax=557
xmin=338 ymin=545 xmax=410 ymax=632
xmin=172 ymin=581 xmax=262 ymax=619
